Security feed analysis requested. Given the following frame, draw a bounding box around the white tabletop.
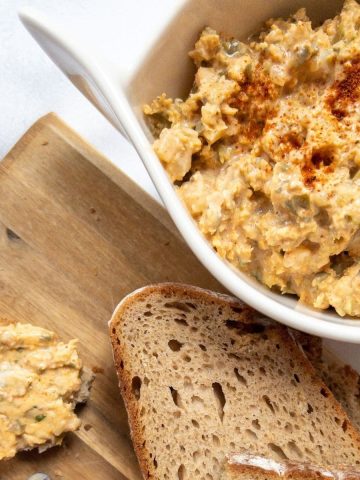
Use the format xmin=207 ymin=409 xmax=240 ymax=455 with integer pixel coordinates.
xmin=0 ymin=0 xmax=161 ymax=202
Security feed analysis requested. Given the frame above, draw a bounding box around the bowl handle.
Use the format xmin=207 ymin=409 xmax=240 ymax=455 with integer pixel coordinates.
xmin=18 ymin=7 xmax=129 ymax=140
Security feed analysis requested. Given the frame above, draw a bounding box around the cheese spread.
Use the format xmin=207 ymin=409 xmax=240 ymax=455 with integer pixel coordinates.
xmin=144 ymin=0 xmax=360 ymax=317
xmin=0 ymin=322 xmax=84 ymax=460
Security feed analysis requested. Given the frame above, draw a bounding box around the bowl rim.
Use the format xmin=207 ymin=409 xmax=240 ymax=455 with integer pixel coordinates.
xmin=18 ymin=5 xmax=360 ymax=343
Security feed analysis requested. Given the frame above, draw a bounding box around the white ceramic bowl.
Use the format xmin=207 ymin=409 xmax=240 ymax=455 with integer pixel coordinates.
xmin=19 ymin=0 xmax=360 ymax=342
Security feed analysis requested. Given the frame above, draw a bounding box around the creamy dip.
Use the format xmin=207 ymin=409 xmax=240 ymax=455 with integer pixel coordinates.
xmin=0 ymin=322 xmax=84 ymax=460
xmin=145 ymin=0 xmax=360 ymax=316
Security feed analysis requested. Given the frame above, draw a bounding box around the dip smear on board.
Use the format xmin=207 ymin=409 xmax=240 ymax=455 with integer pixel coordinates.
xmin=144 ymin=0 xmax=360 ymax=317
xmin=0 ymin=322 xmax=93 ymax=460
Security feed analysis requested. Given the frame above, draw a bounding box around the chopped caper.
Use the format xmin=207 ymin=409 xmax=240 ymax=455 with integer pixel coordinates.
xmin=295 ymin=45 xmax=312 ymax=64
xmin=35 ymin=414 xmax=46 ymax=422
xmin=286 ymin=194 xmax=310 ymax=214
xmin=334 ymin=25 xmax=345 ymax=43
xmin=224 ymin=39 xmax=241 ymax=56
xmin=40 ymin=335 xmax=52 ymax=341
xmin=244 ymin=62 xmax=253 ymax=81
xmin=292 ymin=194 xmax=310 ymax=211
xmin=314 ymin=272 xmax=328 ymax=281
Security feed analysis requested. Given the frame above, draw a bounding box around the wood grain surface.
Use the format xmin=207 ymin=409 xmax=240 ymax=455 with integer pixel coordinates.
xmin=0 ymin=114 xmax=224 ymax=480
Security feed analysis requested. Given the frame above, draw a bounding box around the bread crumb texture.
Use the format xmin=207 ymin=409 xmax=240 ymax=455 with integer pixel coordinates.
xmin=110 ymin=285 xmax=360 ymax=480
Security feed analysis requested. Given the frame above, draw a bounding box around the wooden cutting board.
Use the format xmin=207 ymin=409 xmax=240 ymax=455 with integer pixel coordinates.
xmin=0 ymin=113 xmax=224 ymax=480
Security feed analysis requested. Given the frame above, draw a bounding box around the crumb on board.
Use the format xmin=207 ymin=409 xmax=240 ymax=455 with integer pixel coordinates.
xmin=92 ymin=366 xmax=104 ymax=374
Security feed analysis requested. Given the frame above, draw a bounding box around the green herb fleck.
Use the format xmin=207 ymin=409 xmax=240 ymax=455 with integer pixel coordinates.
xmin=224 ymin=39 xmax=241 ymax=56
xmin=35 ymin=414 xmax=46 ymax=422
xmin=41 ymin=335 xmax=52 ymax=341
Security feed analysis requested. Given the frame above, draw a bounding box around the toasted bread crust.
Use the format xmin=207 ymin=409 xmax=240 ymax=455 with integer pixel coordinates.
xmin=109 ymin=284 xmax=360 ymax=479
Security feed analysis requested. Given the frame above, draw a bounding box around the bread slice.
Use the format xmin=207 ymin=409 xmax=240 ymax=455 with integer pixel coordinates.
xmin=222 ymin=453 xmax=360 ymax=480
xmin=316 ymin=351 xmax=360 ymax=431
xmin=291 ymin=331 xmax=360 ymax=430
xmin=109 ymin=284 xmax=360 ymax=480
xmin=290 ymin=331 xmax=323 ymax=368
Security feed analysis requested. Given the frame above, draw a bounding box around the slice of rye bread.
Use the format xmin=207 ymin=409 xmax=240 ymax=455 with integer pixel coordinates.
xmin=316 ymin=351 xmax=360 ymax=432
xmin=291 ymin=331 xmax=360 ymax=431
xmin=221 ymin=453 xmax=360 ymax=480
xmin=109 ymin=283 xmax=360 ymax=480
xmin=290 ymin=331 xmax=322 ymax=368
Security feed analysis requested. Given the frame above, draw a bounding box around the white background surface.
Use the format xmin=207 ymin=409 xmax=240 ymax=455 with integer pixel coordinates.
xmin=1 ymin=0 xmax=359 ymax=362
xmin=0 ymin=0 xmax=161 ymax=200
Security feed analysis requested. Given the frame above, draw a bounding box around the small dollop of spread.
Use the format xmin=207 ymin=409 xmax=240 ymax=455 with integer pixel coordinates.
xmin=0 ymin=322 xmax=84 ymax=460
